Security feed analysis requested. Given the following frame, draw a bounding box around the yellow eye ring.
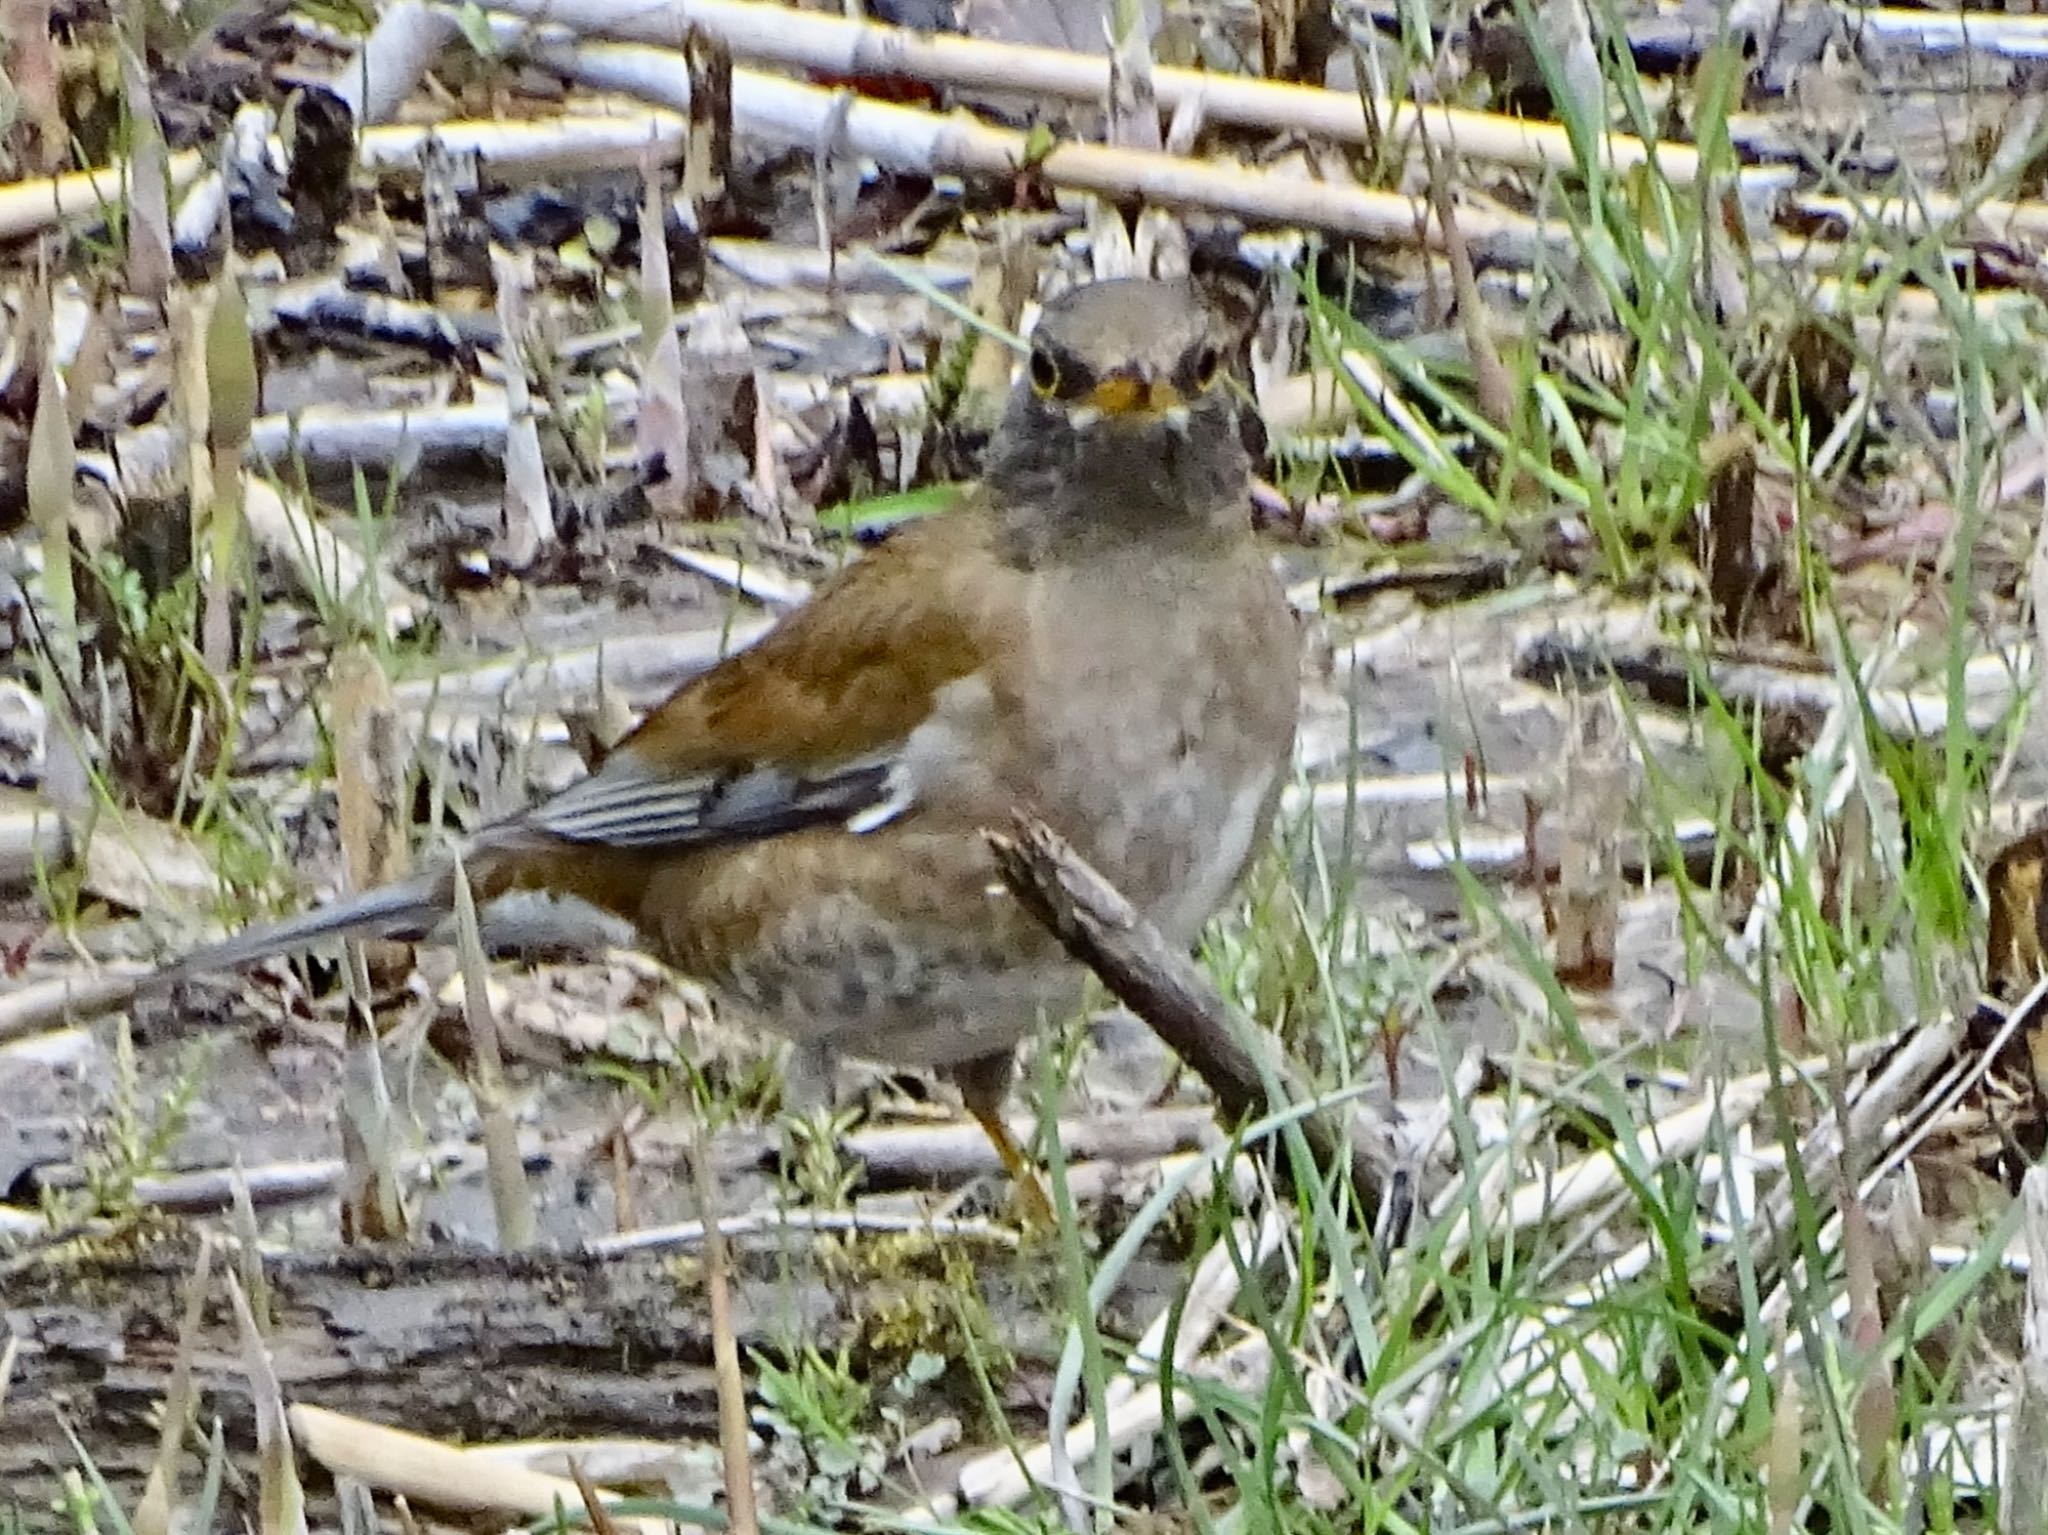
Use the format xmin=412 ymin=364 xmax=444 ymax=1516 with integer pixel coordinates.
xmin=1192 ymin=344 xmax=1222 ymax=390
xmin=1029 ymin=348 xmax=1061 ymax=397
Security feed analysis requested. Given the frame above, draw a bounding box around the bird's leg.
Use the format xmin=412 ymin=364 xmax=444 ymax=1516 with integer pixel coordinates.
xmin=954 ymin=1048 xmax=1055 ymax=1226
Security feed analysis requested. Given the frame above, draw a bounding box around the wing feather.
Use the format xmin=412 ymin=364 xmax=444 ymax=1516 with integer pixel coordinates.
xmin=524 ymin=749 xmax=899 ymax=850
xmin=508 ymin=510 xmax=1007 ymax=857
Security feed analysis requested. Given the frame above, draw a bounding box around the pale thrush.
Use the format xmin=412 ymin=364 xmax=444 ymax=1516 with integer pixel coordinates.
xmin=133 ymin=276 xmax=1302 ymax=1190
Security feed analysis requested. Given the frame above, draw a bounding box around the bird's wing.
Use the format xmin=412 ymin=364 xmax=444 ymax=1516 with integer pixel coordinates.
xmin=511 ymin=510 xmax=1005 ymax=855
xmin=520 ymin=749 xmax=900 ymax=849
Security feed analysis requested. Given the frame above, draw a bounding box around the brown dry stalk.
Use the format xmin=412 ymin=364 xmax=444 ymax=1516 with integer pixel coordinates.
xmin=690 ymin=1125 xmax=761 ymax=1535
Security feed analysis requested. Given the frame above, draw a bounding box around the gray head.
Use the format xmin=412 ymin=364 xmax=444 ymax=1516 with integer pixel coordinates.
xmin=984 ymin=278 xmax=1251 ymax=566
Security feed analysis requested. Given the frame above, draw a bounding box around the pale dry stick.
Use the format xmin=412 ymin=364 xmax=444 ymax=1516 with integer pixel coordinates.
xmin=1108 ymin=1207 xmax=1286 ymax=1413
xmin=0 ymin=148 xmax=205 ymax=239
xmin=0 ymin=116 xmax=677 ymax=245
xmin=0 ymin=1206 xmax=55 ymax=1240
xmin=134 ymin=1236 xmax=217 ymax=1535
xmin=26 ymin=294 xmax=77 ymax=693
xmin=490 ymin=245 xmax=557 ymax=568
xmin=451 ymin=854 xmax=538 ymax=1250
xmin=1803 ymin=271 xmax=2044 ymax=334
xmin=1851 ymin=6 xmax=2048 ymax=58
xmin=690 ymin=1128 xmax=761 ymax=1535
xmin=290 ymin=1405 xmax=672 ymax=1533
xmin=258 ymin=274 xmax=502 ymax=352
xmin=0 ymin=797 xmax=68 ymax=891
xmin=488 ymin=27 xmax=1554 ymax=258
xmin=1790 ymin=186 xmax=2048 ymax=276
xmin=587 ymin=1205 xmax=1020 ymax=1255
xmin=936 ymin=1335 xmax=1274 ymax=1515
xmin=662 ymin=543 xmax=814 ymax=608
xmin=228 ymin=1166 xmax=273 ymax=1333
xmin=331 ymin=0 xmax=460 ymax=122
xmin=840 ymin=1105 xmax=1219 ymax=1185
xmin=1326 ymin=346 xmax=1455 ymax=471
xmin=222 ymin=623 xmax=762 ymax=773
xmin=1515 ymin=615 xmax=2029 ymax=741
xmin=1405 ymin=818 xmax=1720 ymax=878
xmin=0 ymin=970 xmax=144 ymax=1043
xmin=27 ymin=1138 xmax=554 ymax=1215
xmin=0 ymin=1331 xmax=16 ymax=1407
xmin=2007 ymin=1168 xmax=2048 ymax=1530
xmin=391 ymin=619 xmax=775 ymax=714
xmin=357 ymin=112 xmax=689 ymax=171
xmin=1738 ymin=1006 xmax=1984 ymax=1334
xmin=242 ymin=477 xmax=425 ymax=638
xmin=226 ymin=1270 xmax=309 ymax=1535
xmin=470 ymin=0 xmax=1797 ymax=187
xmin=707 ymin=238 xmax=973 ymax=291
xmin=159 ymin=372 xmax=643 ymax=480
xmin=1410 ymin=1029 xmax=1906 ymax=1296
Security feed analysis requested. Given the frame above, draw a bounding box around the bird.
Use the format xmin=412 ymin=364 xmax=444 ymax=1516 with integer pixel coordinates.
xmin=109 ymin=276 xmax=1302 ymax=1203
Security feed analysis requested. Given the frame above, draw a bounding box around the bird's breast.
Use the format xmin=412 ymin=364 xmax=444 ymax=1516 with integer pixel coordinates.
xmin=983 ymin=549 xmax=1300 ymax=943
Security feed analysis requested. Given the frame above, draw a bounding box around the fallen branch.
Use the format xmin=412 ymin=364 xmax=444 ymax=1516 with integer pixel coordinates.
xmin=3 ymin=1230 xmax=1055 ymax=1516
xmin=1514 ymin=623 xmax=2026 ymax=743
xmin=986 ymin=814 xmax=1398 ymax=1210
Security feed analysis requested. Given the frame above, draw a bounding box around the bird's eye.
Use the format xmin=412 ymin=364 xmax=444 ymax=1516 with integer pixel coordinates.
xmin=1029 ymin=348 xmax=1062 ymax=397
xmin=1191 ymin=344 xmax=1222 ymax=389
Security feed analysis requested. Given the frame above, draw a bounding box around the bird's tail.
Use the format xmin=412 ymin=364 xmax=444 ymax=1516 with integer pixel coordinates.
xmin=142 ymin=869 xmax=456 ymax=994
xmin=7 ymin=868 xmax=462 ymax=1033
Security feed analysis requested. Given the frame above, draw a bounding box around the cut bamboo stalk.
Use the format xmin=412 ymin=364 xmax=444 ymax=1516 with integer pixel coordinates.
xmin=356 ymin=113 xmax=687 ymax=172
xmin=1853 ymin=5 xmax=2048 ymax=58
xmin=0 ymin=149 xmax=205 ymax=241
xmin=512 ymin=30 xmax=1555 ymax=254
xmin=479 ymin=0 xmax=1796 ymax=187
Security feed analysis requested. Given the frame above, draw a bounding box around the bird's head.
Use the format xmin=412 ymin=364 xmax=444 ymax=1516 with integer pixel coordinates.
xmin=985 ymin=278 xmax=1252 ymax=563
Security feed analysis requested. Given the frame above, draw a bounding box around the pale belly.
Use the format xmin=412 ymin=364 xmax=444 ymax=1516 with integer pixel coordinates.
xmin=712 ymin=753 xmax=1282 ymax=1069
xmin=710 ymin=863 xmax=1087 ymax=1069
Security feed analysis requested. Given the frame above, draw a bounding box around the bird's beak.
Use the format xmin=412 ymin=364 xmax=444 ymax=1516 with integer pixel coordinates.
xmin=1086 ymin=369 xmax=1183 ymax=416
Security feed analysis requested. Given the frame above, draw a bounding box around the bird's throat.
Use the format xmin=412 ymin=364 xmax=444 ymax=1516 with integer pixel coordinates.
xmin=987 ymin=399 xmax=1249 ymax=569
